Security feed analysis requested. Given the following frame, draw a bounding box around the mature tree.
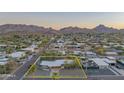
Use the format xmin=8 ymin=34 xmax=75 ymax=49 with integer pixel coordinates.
xmin=95 ymin=47 xmax=105 ymax=55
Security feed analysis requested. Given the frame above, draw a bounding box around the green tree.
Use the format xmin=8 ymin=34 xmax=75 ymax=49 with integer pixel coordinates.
xmin=28 ymin=65 xmax=36 ymax=75
xmin=52 ymin=72 xmax=59 ymax=80
xmin=95 ymin=47 xmax=105 ymax=55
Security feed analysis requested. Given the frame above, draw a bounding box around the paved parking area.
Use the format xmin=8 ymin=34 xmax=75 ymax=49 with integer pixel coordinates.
xmin=60 ymin=69 xmax=83 ymax=77
xmin=85 ymin=68 xmax=115 ymax=76
xmin=88 ymin=75 xmax=124 ymax=80
xmin=28 ymin=69 xmax=50 ymax=76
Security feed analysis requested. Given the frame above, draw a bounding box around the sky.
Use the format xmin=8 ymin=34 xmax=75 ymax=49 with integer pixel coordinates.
xmin=0 ymin=12 xmax=124 ymax=29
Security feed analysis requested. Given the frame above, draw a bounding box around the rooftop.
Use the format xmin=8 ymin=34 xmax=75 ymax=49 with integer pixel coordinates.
xmin=89 ymin=58 xmax=109 ymax=66
xmin=40 ymin=59 xmax=73 ymax=67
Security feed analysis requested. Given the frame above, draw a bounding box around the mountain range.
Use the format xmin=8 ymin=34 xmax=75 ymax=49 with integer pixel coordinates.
xmin=0 ymin=24 xmax=57 ymax=34
xmin=0 ymin=24 xmax=124 ymax=34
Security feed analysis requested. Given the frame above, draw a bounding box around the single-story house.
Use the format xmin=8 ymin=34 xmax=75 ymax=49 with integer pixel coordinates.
xmin=89 ymin=58 xmax=109 ymax=69
xmin=103 ymin=58 xmax=116 ymax=65
xmin=0 ymin=54 xmax=9 ymax=65
xmin=84 ymin=51 xmax=97 ymax=58
xmin=10 ymin=51 xmax=26 ymax=59
xmin=106 ymin=56 xmax=116 ymax=61
xmin=82 ymin=61 xmax=99 ymax=69
xmin=21 ymin=44 xmax=37 ymax=52
xmin=105 ymin=52 xmax=118 ymax=56
xmin=57 ymin=39 xmax=64 ymax=43
xmin=39 ymin=59 xmax=73 ymax=70
xmin=0 ymin=44 xmax=7 ymax=48
xmin=59 ymin=50 xmax=66 ymax=55
xmin=73 ymin=50 xmax=82 ymax=55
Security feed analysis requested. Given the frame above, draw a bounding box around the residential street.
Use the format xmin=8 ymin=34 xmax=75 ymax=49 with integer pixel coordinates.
xmin=5 ymin=39 xmax=54 ymax=80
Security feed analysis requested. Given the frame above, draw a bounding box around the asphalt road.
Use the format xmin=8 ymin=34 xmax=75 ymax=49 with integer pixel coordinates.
xmin=6 ymin=55 xmax=39 ymax=80
xmin=88 ymin=75 xmax=124 ymax=80
xmin=6 ymin=39 xmax=54 ymax=80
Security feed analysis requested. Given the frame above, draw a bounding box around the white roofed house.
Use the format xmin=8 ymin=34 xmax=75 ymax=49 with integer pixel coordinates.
xmin=0 ymin=54 xmax=9 ymax=65
xmin=39 ymin=59 xmax=73 ymax=73
xmin=85 ymin=51 xmax=97 ymax=58
xmin=0 ymin=44 xmax=7 ymax=48
xmin=77 ymin=43 xmax=83 ymax=46
xmin=56 ymin=39 xmax=65 ymax=49
xmin=103 ymin=45 xmax=111 ymax=49
xmin=59 ymin=50 xmax=66 ymax=55
xmin=105 ymin=52 xmax=118 ymax=56
xmin=21 ymin=44 xmax=38 ymax=52
xmin=106 ymin=56 xmax=116 ymax=64
xmin=10 ymin=51 xmax=26 ymax=59
xmin=73 ymin=50 xmax=82 ymax=55
xmin=103 ymin=57 xmax=116 ymax=66
xmin=89 ymin=58 xmax=109 ymax=69
xmin=56 ymin=39 xmax=64 ymax=43
xmin=51 ymin=42 xmax=64 ymax=50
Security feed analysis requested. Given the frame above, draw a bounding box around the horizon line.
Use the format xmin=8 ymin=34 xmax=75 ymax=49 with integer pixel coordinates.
xmin=0 ymin=23 xmax=124 ymax=30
